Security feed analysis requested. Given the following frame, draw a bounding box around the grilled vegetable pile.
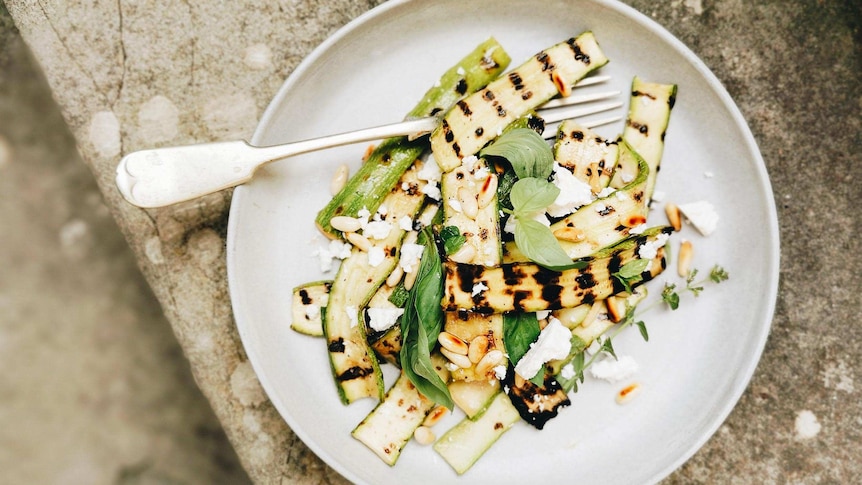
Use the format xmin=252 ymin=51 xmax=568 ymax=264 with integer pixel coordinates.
xmin=290 ymin=32 xmax=725 ymax=474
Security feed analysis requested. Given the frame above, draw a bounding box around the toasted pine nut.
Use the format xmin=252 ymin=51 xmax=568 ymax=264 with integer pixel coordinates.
xmin=475 ymin=349 xmax=505 ymax=379
xmin=553 ymin=226 xmax=585 ymax=242
xmin=440 ymin=347 xmax=472 ymax=369
xmin=623 ymin=214 xmax=647 ymax=228
xmin=477 ymin=174 xmax=498 ymax=209
xmin=449 ymin=241 xmax=477 ymax=263
xmin=678 ymin=239 xmax=693 ymax=277
xmin=552 ymin=71 xmax=571 ymax=97
xmin=330 ymin=216 xmax=362 ymax=233
xmin=467 ymin=335 xmax=491 ymax=364
xmin=665 ymin=202 xmax=682 ymax=231
xmin=362 ymin=144 xmax=375 ymax=162
xmin=606 ymin=295 xmax=624 ymax=323
xmin=330 ymin=164 xmax=349 ymax=195
xmin=413 ymin=426 xmax=436 ymax=445
xmin=345 ymin=232 xmax=371 ymax=252
xmin=438 ymin=332 xmax=469 ymax=355
xmin=616 ymin=382 xmax=641 ymax=405
xmin=588 ymin=162 xmax=601 ymax=192
xmin=457 ymin=186 xmax=479 ymax=219
xmin=385 ymin=264 xmax=404 ymax=287
xmin=403 ymin=263 xmax=420 ymax=290
xmin=422 ymin=406 xmax=448 ymax=427
xmin=514 ymin=371 xmax=526 ymax=388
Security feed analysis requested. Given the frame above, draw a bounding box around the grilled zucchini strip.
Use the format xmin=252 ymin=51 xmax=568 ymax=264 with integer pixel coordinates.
xmin=315 ymin=38 xmax=511 ymax=237
xmin=324 ymin=165 xmax=427 ymax=404
xmin=431 ymin=31 xmax=609 ymax=173
xmin=444 ymin=228 xmax=671 ymax=314
xmin=622 ymin=77 xmax=677 ymax=203
xmin=553 ymin=120 xmax=619 ymax=194
xmin=290 ymin=280 xmax=331 ymax=336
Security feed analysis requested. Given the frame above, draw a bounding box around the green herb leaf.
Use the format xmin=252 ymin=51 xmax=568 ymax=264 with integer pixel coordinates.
xmin=529 ymin=369 xmax=546 ymax=386
xmin=479 ymin=128 xmax=554 ymax=180
xmin=399 ymin=227 xmax=453 ymax=409
xmin=514 ymin=218 xmax=580 ymax=271
xmin=617 ymin=259 xmax=650 ymax=279
xmin=440 ymin=225 xmax=466 ymax=255
xmin=600 ymin=337 xmax=618 ymax=360
xmin=510 ymin=178 xmax=560 ymax=214
xmin=635 ymin=320 xmax=649 ymax=342
xmin=495 ymin=168 xmax=518 ymax=211
xmin=661 ymin=283 xmax=680 ymax=310
xmin=503 ymin=312 xmax=541 ymax=366
xmin=710 ymin=265 xmax=729 ymax=283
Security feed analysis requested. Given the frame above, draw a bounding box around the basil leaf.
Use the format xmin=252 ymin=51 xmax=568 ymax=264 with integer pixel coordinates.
xmin=617 ymin=258 xmax=650 ymax=279
xmin=440 ymin=225 xmax=466 ymax=255
xmin=514 ymin=217 xmax=578 ymax=271
xmin=509 ymin=178 xmax=559 ymax=215
xmin=399 ymin=227 xmax=453 ymax=409
xmin=479 ymin=128 xmax=554 ymax=180
xmin=503 ymin=312 xmax=541 ymax=366
xmin=635 ymin=320 xmax=649 ymax=342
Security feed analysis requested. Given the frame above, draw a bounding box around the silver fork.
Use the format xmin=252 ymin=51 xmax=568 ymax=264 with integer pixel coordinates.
xmin=115 ymin=76 xmax=622 ymax=208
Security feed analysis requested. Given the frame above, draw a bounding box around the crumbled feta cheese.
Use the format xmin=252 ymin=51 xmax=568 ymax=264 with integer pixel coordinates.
xmin=629 ymin=223 xmax=647 ymax=235
xmin=456 ymin=66 xmax=466 ymax=76
xmin=363 ymin=220 xmax=393 ymax=240
xmin=594 ymin=203 xmax=607 ymax=214
xmin=462 ymin=155 xmax=479 ymax=172
xmin=473 ymin=166 xmax=490 ymax=181
xmin=615 ymin=190 xmax=628 ymax=201
xmin=560 ymin=363 xmax=576 ymax=380
xmin=312 ymin=239 xmax=352 ymax=272
xmin=596 ymin=186 xmax=616 ymax=198
xmin=417 ymin=159 xmax=442 ymax=182
xmin=590 ymin=355 xmax=639 ymax=382
xmin=471 ymin=282 xmax=488 ymax=296
xmin=678 ymin=201 xmax=719 ymax=236
xmin=536 ymin=310 xmax=552 ymax=320
xmin=401 ymin=182 xmax=410 ymax=191
xmin=357 ymin=206 xmax=371 ymax=220
xmin=398 ymin=215 xmax=414 ymax=232
xmin=493 ymin=365 xmax=507 ymax=381
xmin=399 ymin=243 xmax=424 ymax=273
xmin=345 ymin=306 xmax=358 ymax=328
xmin=547 ymin=163 xmax=594 ymax=217
xmin=638 ymin=233 xmax=670 ymax=260
xmin=651 ymin=190 xmax=666 ymax=202
xmin=376 ymin=204 xmax=388 ymax=217
xmin=620 ymin=173 xmax=634 ymax=183
xmin=514 ymin=317 xmax=572 ymax=379
xmin=421 ymin=182 xmax=441 ymax=200
xmin=305 ymin=304 xmax=320 ymax=320
xmin=366 ymin=307 xmax=404 ymax=332
xmin=367 ymin=246 xmax=385 ymax=267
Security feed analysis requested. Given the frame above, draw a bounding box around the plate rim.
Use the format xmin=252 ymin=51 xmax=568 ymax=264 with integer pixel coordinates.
xmin=227 ymin=0 xmax=781 ymax=483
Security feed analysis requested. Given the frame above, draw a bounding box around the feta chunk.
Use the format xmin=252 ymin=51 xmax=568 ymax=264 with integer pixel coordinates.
xmin=398 ymin=215 xmax=414 ymax=232
xmin=514 ymin=317 xmax=572 ymax=379
xmin=367 ymin=246 xmax=385 ymax=267
xmin=678 ymin=201 xmax=719 ymax=236
xmin=312 ymin=239 xmax=352 ymax=272
xmin=638 ymin=233 xmax=670 ymax=260
xmin=399 ymin=243 xmax=424 ymax=273
xmin=547 ymin=163 xmax=594 ymax=217
xmin=471 ymin=282 xmax=488 ymax=296
xmin=589 ymin=355 xmax=639 ymax=383
xmin=366 ymin=307 xmax=404 ymax=332
xmin=345 ymin=306 xmax=358 ymax=328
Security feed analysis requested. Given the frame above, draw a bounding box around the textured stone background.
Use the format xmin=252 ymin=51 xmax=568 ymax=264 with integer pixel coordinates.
xmin=1 ymin=0 xmax=859 ymax=483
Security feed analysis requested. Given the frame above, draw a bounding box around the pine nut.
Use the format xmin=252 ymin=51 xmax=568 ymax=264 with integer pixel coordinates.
xmin=477 ymin=174 xmax=498 ymax=209
xmin=329 ymin=216 xmax=362 ymax=233
xmin=458 ymin=186 xmax=479 ymax=219
xmin=475 ymin=350 xmax=505 ymax=379
xmin=362 ymin=144 xmax=375 ymax=162
xmin=385 ymin=264 xmax=404 ymax=287
xmin=665 ymin=202 xmax=682 ymax=231
xmin=449 ymin=241 xmax=477 ymax=263
xmin=403 ymin=263 xmax=420 ymax=290
xmin=345 ymin=232 xmax=371 ymax=252
xmin=438 ymin=332 xmax=469 ymax=355
xmin=588 ymin=162 xmax=601 ymax=192
xmin=552 ymin=71 xmax=572 ymax=97
xmin=440 ymin=347 xmax=472 ymax=369
xmin=413 ymin=426 xmax=436 ymax=445
xmin=678 ymin=239 xmax=693 ymax=277
xmin=467 ymin=335 xmax=491 ymax=364
xmin=616 ymin=382 xmax=641 ymax=405
xmin=606 ymin=295 xmax=623 ymax=323
xmin=330 ymin=164 xmax=349 ymax=195
xmin=422 ymin=406 xmax=448 ymax=427
xmin=553 ymin=226 xmax=585 ymax=242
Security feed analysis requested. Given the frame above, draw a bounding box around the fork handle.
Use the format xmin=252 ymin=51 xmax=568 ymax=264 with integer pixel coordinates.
xmin=115 ymin=117 xmax=440 ymax=208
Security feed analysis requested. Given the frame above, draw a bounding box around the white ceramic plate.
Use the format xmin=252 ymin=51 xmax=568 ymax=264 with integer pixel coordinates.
xmin=227 ymin=1 xmax=779 ymax=483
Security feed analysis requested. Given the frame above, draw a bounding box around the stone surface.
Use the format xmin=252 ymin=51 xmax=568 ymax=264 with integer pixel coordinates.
xmin=2 ymin=0 xmax=860 ymax=483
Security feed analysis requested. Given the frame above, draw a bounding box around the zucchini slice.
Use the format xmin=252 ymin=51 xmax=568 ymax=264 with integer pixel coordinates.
xmin=553 ymin=120 xmax=619 ymax=193
xmin=431 ymin=32 xmax=609 ymax=173
xmin=622 ymin=77 xmax=677 ymax=203
xmin=290 ymin=281 xmax=331 ymax=336
xmin=444 ymin=228 xmax=671 ymax=314
xmin=433 ymin=391 xmax=521 ymax=475
xmin=448 ymin=379 xmax=500 ymax=418
xmin=324 ymin=164 xmax=427 ymax=404
xmin=316 ymin=38 xmax=511 ymax=238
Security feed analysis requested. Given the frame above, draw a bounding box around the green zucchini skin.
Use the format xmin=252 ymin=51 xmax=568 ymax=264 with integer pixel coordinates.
xmin=290 ymin=280 xmax=331 ymax=336
xmin=315 ymin=38 xmax=511 ymax=238
xmin=623 ymin=77 xmax=677 ymax=203
xmin=443 ymin=228 xmax=671 ymax=314
xmin=431 ymin=32 xmax=609 ymax=173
